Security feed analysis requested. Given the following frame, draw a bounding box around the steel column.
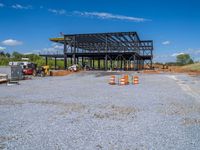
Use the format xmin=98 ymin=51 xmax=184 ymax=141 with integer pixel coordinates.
xmin=73 ymin=36 xmax=76 ymax=64
xmin=105 ymin=55 xmax=108 ymax=70
xmin=64 ymin=38 xmax=67 ymax=69
xmin=71 ymin=57 xmax=73 ymax=65
xmin=45 ymin=57 xmax=48 ymax=65
xmin=54 ymin=57 xmax=57 ymax=70
xmin=98 ymin=59 xmax=100 ymax=69
xmin=93 ymin=58 xmax=95 ymax=69
xmin=105 ymin=35 xmax=108 ymax=70
xmin=82 ymin=57 xmax=84 ymax=67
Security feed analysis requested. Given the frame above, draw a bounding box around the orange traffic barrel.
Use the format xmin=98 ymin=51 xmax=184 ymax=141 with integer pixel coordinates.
xmin=119 ymin=77 xmax=126 ymax=86
xmin=133 ymin=76 xmax=139 ymax=85
xmin=109 ymin=75 xmax=116 ymax=85
xmin=124 ymin=75 xmax=129 ymax=85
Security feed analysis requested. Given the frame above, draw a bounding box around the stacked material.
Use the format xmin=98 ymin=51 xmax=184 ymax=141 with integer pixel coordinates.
xmin=0 ymin=74 xmax=8 ymax=83
xmin=50 ymin=70 xmax=73 ymax=76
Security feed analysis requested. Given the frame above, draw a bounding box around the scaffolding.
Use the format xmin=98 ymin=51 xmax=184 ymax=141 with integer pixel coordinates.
xmin=39 ymin=31 xmax=153 ymax=70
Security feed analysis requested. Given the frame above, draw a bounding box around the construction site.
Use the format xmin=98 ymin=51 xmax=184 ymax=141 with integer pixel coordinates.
xmin=40 ymin=32 xmax=153 ymax=71
xmin=0 ymin=32 xmax=200 ymax=149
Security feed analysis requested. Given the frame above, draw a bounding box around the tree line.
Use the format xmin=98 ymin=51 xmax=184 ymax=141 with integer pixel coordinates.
xmin=0 ymin=51 xmax=65 ymax=68
xmin=0 ymin=51 xmax=196 ymax=67
xmin=155 ymin=54 xmax=195 ymax=66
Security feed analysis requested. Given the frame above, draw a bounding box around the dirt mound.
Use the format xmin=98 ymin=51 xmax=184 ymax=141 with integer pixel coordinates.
xmin=50 ymin=70 xmax=75 ymax=76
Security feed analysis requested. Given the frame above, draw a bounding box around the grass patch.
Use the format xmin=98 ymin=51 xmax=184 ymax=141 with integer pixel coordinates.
xmin=181 ymin=63 xmax=200 ymax=71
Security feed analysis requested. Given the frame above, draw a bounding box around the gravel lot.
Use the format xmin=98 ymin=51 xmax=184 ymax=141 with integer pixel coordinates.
xmin=0 ymin=67 xmax=200 ymax=150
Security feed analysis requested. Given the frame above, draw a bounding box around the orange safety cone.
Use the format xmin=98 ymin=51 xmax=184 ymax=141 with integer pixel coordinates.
xmin=119 ymin=77 xmax=126 ymax=86
xmin=133 ymin=76 xmax=139 ymax=85
xmin=109 ymin=75 xmax=116 ymax=85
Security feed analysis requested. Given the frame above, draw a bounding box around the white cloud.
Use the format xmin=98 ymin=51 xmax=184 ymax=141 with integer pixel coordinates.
xmin=196 ymin=50 xmax=200 ymax=54
xmin=53 ymin=44 xmax=63 ymax=50
xmin=154 ymin=54 xmax=170 ymax=58
xmin=42 ymin=48 xmax=60 ymax=53
xmin=171 ymin=52 xmax=185 ymax=57
xmin=0 ymin=3 xmax=4 ymax=7
xmin=43 ymin=47 xmax=56 ymax=52
xmin=48 ymin=9 xmax=151 ymax=22
xmin=41 ymin=44 xmax=63 ymax=53
xmin=187 ymin=48 xmax=200 ymax=55
xmin=162 ymin=41 xmax=170 ymax=45
xmin=47 ymin=9 xmax=151 ymax=22
xmin=23 ymin=52 xmax=33 ymax=55
xmin=0 ymin=46 xmax=6 ymax=51
xmin=1 ymin=39 xmax=23 ymax=46
xmin=12 ymin=4 xmax=32 ymax=10
xmin=74 ymin=11 xmax=150 ymax=22
xmin=51 ymin=43 xmax=63 ymax=49
xmin=48 ymin=9 xmax=66 ymax=15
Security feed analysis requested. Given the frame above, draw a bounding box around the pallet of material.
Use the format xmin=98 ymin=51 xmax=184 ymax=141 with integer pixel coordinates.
xmin=0 ymin=74 xmax=8 ymax=83
xmin=50 ymin=70 xmax=73 ymax=76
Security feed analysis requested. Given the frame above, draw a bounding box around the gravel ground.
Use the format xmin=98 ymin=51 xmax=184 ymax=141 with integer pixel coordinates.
xmin=0 ymin=67 xmax=200 ymax=150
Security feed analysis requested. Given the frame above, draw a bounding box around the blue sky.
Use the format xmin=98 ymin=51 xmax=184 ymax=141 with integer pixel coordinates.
xmin=0 ymin=0 xmax=200 ymax=62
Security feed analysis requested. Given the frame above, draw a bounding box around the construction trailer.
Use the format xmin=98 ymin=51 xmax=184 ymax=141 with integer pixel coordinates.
xmin=11 ymin=65 xmax=24 ymax=81
xmin=40 ymin=32 xmax=153 ymax=70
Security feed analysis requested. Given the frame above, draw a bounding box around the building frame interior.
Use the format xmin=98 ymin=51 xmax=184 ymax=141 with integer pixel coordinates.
xmin=40 ymin=32 xmax=153 ymax=70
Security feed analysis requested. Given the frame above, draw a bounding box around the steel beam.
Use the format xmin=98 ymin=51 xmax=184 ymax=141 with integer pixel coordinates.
xmin=64 ymin=39 xmax=67 ymax=69
xmin=45 ymin=57 xmax=48 ymax=65
xmin=41 ymin=32 xmax=153 ymax=71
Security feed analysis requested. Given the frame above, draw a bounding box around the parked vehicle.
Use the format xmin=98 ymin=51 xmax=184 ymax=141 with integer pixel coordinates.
xmin=22 ymin=63 xmax=37 ymax=75
xmin=68 ymin=64 xmax=79 ymax=72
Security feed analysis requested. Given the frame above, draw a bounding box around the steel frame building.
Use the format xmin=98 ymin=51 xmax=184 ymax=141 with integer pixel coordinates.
xmin=40 ymin=32 xmax=153 ymax=70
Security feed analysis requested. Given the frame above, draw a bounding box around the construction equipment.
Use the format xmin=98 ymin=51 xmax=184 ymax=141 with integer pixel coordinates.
xmin=9 ymin=61 xmax=37 ymax=76
xmin=22 ymin=63 xmax=50 ymax=77
xmin=162 ymin=64 xmax=169 ymax=69
xmin=34 ymin=65 xmax=50 ymax=77
xmin=68 ymin=64 xmax=79 ymax=72
xmin=22 ymin=63 xmax=37 ymax=75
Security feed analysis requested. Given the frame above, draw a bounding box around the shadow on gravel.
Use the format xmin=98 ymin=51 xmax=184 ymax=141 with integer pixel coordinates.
xmin=95 ymin=72 xmax=126 ymax=77
xmin=0 ymin=99 xmax=138 ymax=121
xmin=0 ymin=136 xmax=17 ymax=149
xmin=74 ymin=71 xmax=141 ymax=78
xmin=157 ymin=102 xmax=200 ymax=116
xmin=182 ymin=118 xmax=200 ymax=126
xmin=93 ymin=104 xmax=138 ymax=120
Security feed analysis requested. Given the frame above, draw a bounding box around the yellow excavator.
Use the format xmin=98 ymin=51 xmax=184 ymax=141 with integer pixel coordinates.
xmin=33 ymin=65 xmax=50 ymax=77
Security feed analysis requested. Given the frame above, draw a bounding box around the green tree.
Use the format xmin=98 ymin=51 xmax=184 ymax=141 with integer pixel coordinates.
xmin=0 ymin=51 xmax=5 ymax=57
xmin=12 ymin=51 xmax=23 ymax=60
xmin=176 ymin=54 xmax=194 ymax=65
xmin=6 ymin=52 xmax=11 ymax=58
